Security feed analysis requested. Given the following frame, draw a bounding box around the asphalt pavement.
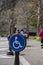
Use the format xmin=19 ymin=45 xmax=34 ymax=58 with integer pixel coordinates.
xmin=20 ymin=39 xmax=43 ymax=65
xmin=0 ymin=37 xmax=43 ymax=65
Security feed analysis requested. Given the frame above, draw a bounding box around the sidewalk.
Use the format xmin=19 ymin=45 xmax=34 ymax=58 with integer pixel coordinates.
xmin=20 ymin=39 xmax=43 ymax=65
xmin=0 ymin=38 xmax=43 ymax=65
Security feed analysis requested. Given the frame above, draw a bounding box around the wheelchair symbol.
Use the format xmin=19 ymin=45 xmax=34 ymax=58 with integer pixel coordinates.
xmin=13 ymin=37 xmax=22 ymax=49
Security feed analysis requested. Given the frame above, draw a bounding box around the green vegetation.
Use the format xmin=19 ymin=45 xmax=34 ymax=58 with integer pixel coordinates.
xmin=29 ymin=36 xmax=41 ymax=41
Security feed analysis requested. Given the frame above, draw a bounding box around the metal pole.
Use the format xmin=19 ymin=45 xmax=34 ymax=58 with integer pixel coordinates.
xmin=14 ymin=51 xmax=20 ymax=65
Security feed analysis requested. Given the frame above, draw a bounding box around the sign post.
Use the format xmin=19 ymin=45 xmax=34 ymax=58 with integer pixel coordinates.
xmin=14 ymin=51 xmax=20 ymax=65
xmin=9 ymin=34 xmax=26 ymax=65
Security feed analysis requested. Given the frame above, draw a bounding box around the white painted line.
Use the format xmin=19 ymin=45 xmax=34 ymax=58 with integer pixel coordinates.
xmin=0 ymin=54 xmax=30 ymax=65
xmin=0 ymin=37 xmax=7 ymax=40
xmin=42 ymin=49 xmax=43 ymax=51
xmin=0 ymin=48 xmax=8 ymax=51
xmin=0 ymin=54 xmax=15 ymax=58
xmin=20 ymin=56 xmax=30 ymax=65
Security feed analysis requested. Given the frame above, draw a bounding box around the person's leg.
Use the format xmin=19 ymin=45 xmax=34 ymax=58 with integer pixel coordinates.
xmin=9 ymin=46 xmax=12 ymax=52
xmin=41 ymin=39 xmax=43 ymax=49
xmin=7 ymin=42 xmax=14 ymax=55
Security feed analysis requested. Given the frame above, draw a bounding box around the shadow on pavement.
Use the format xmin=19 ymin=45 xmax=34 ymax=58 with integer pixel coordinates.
xmin=26 ymin=45 xmax=34 ymax=47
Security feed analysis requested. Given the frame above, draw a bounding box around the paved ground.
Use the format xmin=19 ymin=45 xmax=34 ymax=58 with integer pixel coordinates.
xmin=0 ymin=37 xmax=43 ymax=65
xmin=20 ymin=39 xmax=43 ymax=65
xmin=0 ymin=37 xmax=29 ymax=65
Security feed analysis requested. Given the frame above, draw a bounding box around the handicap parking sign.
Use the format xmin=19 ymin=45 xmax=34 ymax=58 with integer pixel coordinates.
xmin=9 ymin=34 xmax=26 ymax=51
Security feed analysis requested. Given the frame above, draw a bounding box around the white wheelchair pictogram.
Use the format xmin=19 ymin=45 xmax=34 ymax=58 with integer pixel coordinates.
xmin=13 ymin=37 xmax=22 ymax=49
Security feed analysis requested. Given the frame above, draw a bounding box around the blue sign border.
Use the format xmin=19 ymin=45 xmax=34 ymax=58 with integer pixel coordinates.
xmin=9 ymin=34 xmax=26 ymax=51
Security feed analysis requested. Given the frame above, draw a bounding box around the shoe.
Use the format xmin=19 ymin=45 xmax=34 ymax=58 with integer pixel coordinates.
xmin=41 ymin=47 xmax=43 ymax=49
xmin=7 ymin=52 xmax=14 ymax=55
xmin=41 ymin=45 xmax=43 ymax=46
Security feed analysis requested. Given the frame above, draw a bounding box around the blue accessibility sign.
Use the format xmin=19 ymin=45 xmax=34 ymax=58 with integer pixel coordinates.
xmin=9 ymin=34 xmax=26 ymax=51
